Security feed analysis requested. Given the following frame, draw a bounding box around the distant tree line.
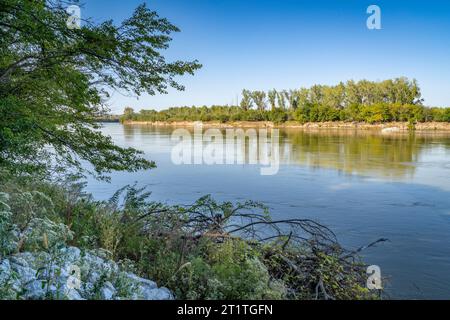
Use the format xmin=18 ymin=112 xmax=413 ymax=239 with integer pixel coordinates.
xmin=121 ymin=78 xmax=450 ymax=124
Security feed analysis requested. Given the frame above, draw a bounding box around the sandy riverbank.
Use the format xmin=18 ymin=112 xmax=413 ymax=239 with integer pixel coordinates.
xmin=122 ymin=120 xmax=450 ymax=131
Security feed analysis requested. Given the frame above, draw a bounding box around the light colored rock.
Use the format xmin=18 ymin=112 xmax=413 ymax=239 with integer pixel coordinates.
xmin=62 ymin=246 xmax=81 ymax=262
xmin=0 ymin=258 xmax=11 ymax=277
xmin=142 ymin=287 xmax=173 ymax=300
xmin=1 ymin=246 xmax=174 ymax=300
xmin=66 ymin=288 xmax=84 ymax=300
xmin=9 ymin=255 xmax=30 ymax=267
xmin=101 ymin=281 xmax=116 ymax=300
xmin=11 ymin=264 xmax=36 ymax=284
xmin=381 ymin=127 xmax=401 ymax=133
xmin=24 ymin=280 xmax=49 ymax=299
xmin=126 ymin=273 xmax=157 ymax=289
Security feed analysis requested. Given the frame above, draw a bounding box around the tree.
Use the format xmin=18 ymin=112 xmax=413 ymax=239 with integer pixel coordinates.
xmin=123 ymin=107 xmax=135 ymax=121
xmin=393 ymin=77 xmax=422 ymax=105
xmin=285 ymin=89 xmax=299 ymax=110
xmin=277 ymin=91 xmax=287 ymax=110
xmin=309 ymin=85 xmax=324 ymax=105
xmin=251 ymin=91 xmax=267 ymax=111
xmin=345 ymin=80 xmax=362 ymax=106
xmin=322 ymin=83 xmax=345 ymax=109
xmin=0 ymin=0 xmax=201 ymax=178
xmin=296 ymin=88 xmax=310 ymax=109
xmin=268 ymin=89 xmax=277 ymax=111
xmin=115 ymin=78 xmax=447 ymax=125
xmin=240 ymin=89 xmax=253 ymax=111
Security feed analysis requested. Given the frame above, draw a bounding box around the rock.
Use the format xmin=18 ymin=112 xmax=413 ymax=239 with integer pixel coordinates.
xmin=101 ymin=281 xmax=116 ymax=300
xmin=24 ymin=280 xmax=49 ymax=299
xmin=9 ymin=255 xmax=30 ymax=267
xmin=65 ymin=288 xmax=84 ymax=300
xmin=62 ymin=246 xmax=81 ymax=262
xmin=142 ymin=287 xmax=173 ymax=300
xmin=381 ymin=127 xmax=401 ymax=133
xmin=11 ymin=264 xmax=36 ymax=284
xmin=0 ymin=258 xmax=11 ymax=277
xmin=0 ymin=259 xmax=21 ymax=293
xmin=1 ymin=246 xmax=174 ymax=300
xmin=126 ymin=273 xmax=157 ymax=289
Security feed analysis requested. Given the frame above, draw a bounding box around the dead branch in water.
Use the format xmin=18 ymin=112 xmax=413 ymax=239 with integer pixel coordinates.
xmin=111 ymin=191 xmax=382 ymax=299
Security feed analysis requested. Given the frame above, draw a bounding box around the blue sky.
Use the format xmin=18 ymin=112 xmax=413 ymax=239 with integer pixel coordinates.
xmin=81 ymin=0 xmax=450 ymax=113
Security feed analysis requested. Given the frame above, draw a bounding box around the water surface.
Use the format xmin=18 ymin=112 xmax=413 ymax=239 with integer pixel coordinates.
xmin=86 ymin=123 xmax=450 ymax=299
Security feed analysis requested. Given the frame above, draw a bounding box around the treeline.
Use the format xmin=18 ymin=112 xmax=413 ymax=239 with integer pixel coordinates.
xmin=95 ymin=114 xmax=121 ymax=122
xmin=121 ymin=78 xmax=450 ymax=124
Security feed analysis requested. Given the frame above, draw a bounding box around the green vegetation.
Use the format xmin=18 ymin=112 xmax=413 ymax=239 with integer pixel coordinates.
xmin=0 ymin=0 xmax=201 ymax=178
xmin=120 ymin=79 xmax=450 ymax=124
xmin=0 ymin=174 xmax=377 ymax=300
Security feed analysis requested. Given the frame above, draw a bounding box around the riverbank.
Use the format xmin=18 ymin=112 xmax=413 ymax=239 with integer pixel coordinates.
xmin=122 ymin=120 xmax=450 ymax=131
xmin=0 ymin=174 xmax=377 ymax=300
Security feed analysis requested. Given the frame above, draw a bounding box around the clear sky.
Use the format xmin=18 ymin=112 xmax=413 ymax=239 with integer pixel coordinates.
xmin=81 ymin=0 xmax=450 ymax=113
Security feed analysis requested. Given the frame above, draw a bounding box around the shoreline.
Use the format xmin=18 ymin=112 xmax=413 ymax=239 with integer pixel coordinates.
xmin=122 ymin=120 xmax=450 ymax=132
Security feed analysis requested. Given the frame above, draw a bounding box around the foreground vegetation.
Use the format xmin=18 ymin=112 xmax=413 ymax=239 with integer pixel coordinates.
xmin=0 ymin=173 xmax=379 ymax=300
xmin=121 ymin=79 xmax=450 ymax=124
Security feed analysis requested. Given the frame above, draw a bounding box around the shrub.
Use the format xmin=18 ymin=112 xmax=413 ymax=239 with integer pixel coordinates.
xmin=268 ymin=109 xmax=288 ymax=123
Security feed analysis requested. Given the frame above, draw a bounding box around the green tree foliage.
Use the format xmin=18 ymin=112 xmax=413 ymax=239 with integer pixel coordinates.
xmin=0 ymin=0 xmax=201 ymax=177
xmin=277 ymin=91 xmax=287 ymax=110
xmin=123 ymin=79 xmax=449 ymax=124
xmin=240 ymin=89 xmax=253 ymax=111
xmin=251 ymin=90 xmax=267 ymax=111
xmin=123 ymin=107 xmax=135 ymax=121
xmin=268 ymin=89 xmax=277 ymax=111
xmin=285 ymin=89 xmax=298 ymax=110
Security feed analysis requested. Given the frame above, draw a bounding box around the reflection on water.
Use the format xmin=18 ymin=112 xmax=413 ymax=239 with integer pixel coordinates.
xmin=88 ymin=123 xmax=450 ymax=299
xmin=281 ymin=129 xmax=450 ymax=179
xmin=122 ymin=124 xmax=450 ymax=183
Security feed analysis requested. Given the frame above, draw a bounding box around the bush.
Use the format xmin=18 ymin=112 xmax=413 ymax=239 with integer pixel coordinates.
xmin=268 ymin=109 xmax=288 ymax=123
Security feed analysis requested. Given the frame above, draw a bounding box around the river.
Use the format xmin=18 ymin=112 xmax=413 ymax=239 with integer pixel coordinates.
xmin=86 ymin=123 xmax=450 ymax=299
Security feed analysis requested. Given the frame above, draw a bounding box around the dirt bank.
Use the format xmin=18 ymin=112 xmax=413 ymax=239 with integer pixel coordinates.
xmin=122 ymin=121 xmax=450 ymax=131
